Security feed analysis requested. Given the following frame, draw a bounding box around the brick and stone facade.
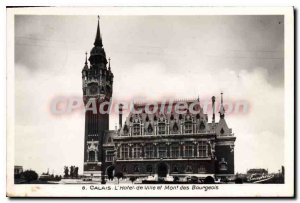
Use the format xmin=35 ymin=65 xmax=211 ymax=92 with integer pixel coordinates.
xmin=82 ymin=17 xmax=236 ymax=181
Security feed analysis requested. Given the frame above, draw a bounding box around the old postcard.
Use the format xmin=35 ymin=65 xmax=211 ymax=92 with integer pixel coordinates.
xmin=6 ymin=7 xmax=294 ymax=197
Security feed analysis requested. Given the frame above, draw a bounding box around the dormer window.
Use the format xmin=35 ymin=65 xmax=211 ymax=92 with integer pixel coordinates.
xmin=133 ymin=124 xmax=140 ymax=136
xmin=200 ymin=121 xmax=205 ymax=130
xmin=173 ymin=122 xmax=179 ymax=133
xmin=158 ymin=123 xmax=166 ymax=135
xmin=148 ymin=124 xmax=153 ymax=134
xmin=220 ymin=128 xmax=225 ymax=135
xmin=123 ymin=124 xmax=129 ymax=135
xmin=184 ymin=121 xmax=192 ymax=134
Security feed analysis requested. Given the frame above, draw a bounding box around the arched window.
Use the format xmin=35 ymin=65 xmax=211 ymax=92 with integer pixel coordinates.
xmin=122 ymin=165 xmax=127 ymax=173
xmin=173 ymin=122 xmax=179 ymax=133
xmin=146 ymin=165 xmax=153 ymax=173
xmin=89 ymin=151 xmax=96 ymax=162
xmin=220 ymin=128 xmax=225 ymax=135
xmin=184 ymin=121 xmax=193 ymax=134
xmin=147 ymin=124 xmax=153 ymax=134
xmin=200 ymin=121 xmax=205 ymax=130
xmin=158 ymin=123 xmax=166 ymax=135
xmin=133 ymin=165 xmax=140 ymax=173
xmin=123 ymin=124 xmax=129 ymax=135
xmin=185 ymin=165 xmax=193 ymax=173
xmin=133 ymin=124 xmax=140 ymax=135
xmin=173 ymin=165 xmax=179 ymax=173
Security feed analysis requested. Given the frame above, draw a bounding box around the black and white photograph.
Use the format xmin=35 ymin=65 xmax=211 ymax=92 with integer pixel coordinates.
xmin=6 ymin=7 xmax=294 ymax=197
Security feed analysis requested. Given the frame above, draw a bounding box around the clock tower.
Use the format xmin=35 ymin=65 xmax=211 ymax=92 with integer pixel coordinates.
xmin=81 ymin=16 xmax=114 ymax=181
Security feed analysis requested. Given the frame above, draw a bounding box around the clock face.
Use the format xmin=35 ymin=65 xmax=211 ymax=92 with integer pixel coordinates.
xmin=90 ymin=85 xmax=98 ymax=95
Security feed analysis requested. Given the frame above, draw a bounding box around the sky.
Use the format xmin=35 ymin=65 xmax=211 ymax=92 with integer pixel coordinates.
xmin=14 ymin=15 xmax=284 ymax=175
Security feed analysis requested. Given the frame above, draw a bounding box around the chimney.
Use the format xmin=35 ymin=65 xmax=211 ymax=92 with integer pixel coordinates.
xmin=212 ymin=96 xmax=216 ymax=124
xmin=119 ymin=104 xmax=123 ymax=129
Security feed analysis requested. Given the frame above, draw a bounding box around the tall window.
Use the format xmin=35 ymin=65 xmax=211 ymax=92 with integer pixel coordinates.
xmin=173 ymin=123 xmax=179 ymax=133
xmin=199 ymin=141 xmax=208 ymax=157
xmin=185 ymin=122 xmax=193 ymax=133
xmin=158 ymin=144 xmax=167 ymax=158
xmin=121 ymin=145 xmax=129 ymax=159
xmin=158 ymin=123 xmax=166 ymax=135
xmin=133 ymin=124 xmax=140 ymax=135
xmin=170 ymin=144 xmax=180 ymax=158
xmin=132 ymin=144 xmax=141 ymax=159
xmin=145 ymin=124 xmax=153 ymax=135
xmin=184 ymin=143 xmax=194 ymax=157
xmin=145 ymin=144 xmax=155 ymax=158
xmin=89 ymin=151 xmax=96 ymax=162
xmin=106 ymin=151 xmax=114 ymax=162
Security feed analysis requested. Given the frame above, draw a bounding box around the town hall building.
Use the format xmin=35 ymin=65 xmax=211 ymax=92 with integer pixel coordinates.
xmin=81 ymin=17 xmax=236 ymax=183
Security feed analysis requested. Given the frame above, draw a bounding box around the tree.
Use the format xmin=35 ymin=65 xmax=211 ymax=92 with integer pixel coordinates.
xmin=64 ymin=166 xmax=69 ymax=178
xmin=115 ymin=172 xmax=123 ymax=184
xmin=22 ymin=170 xmax=38 ymax=183
xmin=204 ymin=176 xmax=215 ymax=184
xmin=235 ymin=178 xmax=243 ymax=184
xmin=70 ymin=166 xmax=74 ymax=178
xmin=74 ymin=167 xmax=79 ymax=178
xmin=129 ymin=176 xmax=137 ymax=184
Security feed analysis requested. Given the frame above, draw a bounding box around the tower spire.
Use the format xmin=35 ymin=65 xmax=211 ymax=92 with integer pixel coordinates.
xmin=221 ymin=91 xmax=223 ymax=105
xmin=219 ymin=92 xmax=225 ymax=119
xmin=94 ymin=15 xmax=103 ymax=47
xmin=83 ymin=52 xmax=88 ymax=70
xmin=85 ymin=52 xmax=88 ymax=65
xmin=108 ymin=57 xmax=111 ymax=71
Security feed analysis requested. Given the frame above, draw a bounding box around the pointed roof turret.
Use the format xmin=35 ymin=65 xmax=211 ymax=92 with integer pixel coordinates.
xmin=94 ymin=15 xmax=103 ymax=47
xmin=108 ymin=57 xmax=111 ymax=71
xmin=83 ymin=52 xmax=89 ymax=70
xmin=219 ymin=92 xmax=225 ymax=119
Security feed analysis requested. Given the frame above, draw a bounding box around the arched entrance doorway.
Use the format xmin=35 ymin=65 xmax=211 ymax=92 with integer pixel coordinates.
xmin=157 ymin=162 xmax=168 ymax=177
xmin=106 ymin=165 xmax=115 ymax=181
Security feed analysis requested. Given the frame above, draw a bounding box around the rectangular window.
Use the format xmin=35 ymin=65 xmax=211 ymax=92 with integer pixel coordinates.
xmin=106 ymin=151 xmax=114 ymax=162
xmin=158 ymin=123 xmax=166 ymax=135
xmin=121 ymin=145 xmax=129 ymax=159
xmin=158 ymin=144 xmax=167 ymax=158
xmin=133 ymin=124 xmax=140 ymax=136
xmin=170 ymin=144 xmax=180 ymax=158
xmin=145 ymin=144 xmax=155 ymax=158
xmin=185 ymin=122 xmax=193 ymax=134
xmin=199 ymin=141 xmax=208 ymax=157
xmin=132 ymin=144 xmax=141 ymax=159
xmin=184 ymin=144 xmax=194 ymax=157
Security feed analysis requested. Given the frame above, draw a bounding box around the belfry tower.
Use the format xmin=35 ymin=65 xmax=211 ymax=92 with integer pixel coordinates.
xmin=81 ymin=16 xmax=114 ymax=180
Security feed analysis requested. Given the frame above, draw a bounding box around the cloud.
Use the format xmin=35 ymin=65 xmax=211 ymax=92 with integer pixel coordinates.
xmin=14 ymin=15 xmax=284 ymax=175
xmin=15 ymin=58 xmax=284 ymax=175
